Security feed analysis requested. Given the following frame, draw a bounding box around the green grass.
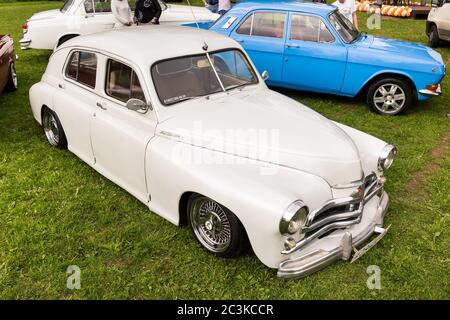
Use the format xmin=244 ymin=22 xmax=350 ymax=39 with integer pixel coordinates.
xmin=0 ymin=2 xmax=449 ymax=299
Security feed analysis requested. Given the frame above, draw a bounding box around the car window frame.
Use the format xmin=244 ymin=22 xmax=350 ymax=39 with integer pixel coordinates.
xmin=83 ymin=0 xmax=112 ymax=15
xmin=288 ymin=12 xmax=336 ymax=44
xmin=233 ymin=10 xmax=288 ymax=40
xmin=63 ymin=49 xmax=98 ymax=90
xmin=150 ymin=48 xmax=260 ymax=107
xmin=104 ymin=57 xmax=146 ymax=105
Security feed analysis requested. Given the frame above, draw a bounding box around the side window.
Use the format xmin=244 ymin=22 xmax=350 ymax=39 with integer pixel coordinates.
xmin=93 ymin=0 xmax=111 ymax=13
xmin=84 ymin=0 xmax=94 ymax=14
xmin=65 ymin=51 xmax=97 ymax=88
xmin=236 ymin=12 xmax=286 ymax=39
xmin=106 ymin=59 xmax=145 ymax=103
xmin=290 ymin=14 xmax=334 ymax=43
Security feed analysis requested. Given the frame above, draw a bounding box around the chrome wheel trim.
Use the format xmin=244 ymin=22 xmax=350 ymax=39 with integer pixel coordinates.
xmin=11 ymin=64 xmax=17 ymax=88
xmin=43 ymin=111 xmax=60 ymax=147
xmin=190 ymin=197 xmax=232 ymax=253
xmin=373 ymin=83 xmax=406 ymax=114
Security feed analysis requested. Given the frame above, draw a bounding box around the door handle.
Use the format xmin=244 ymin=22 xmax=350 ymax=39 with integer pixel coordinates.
xmin=58 ymin=83 xmax=65 ymax=89
xmin=286 ymin=44 xmax=300 ymax=48
xmin=96 ymin=102 xmax=107 ymax=110
xmin=236 ymin=39 xmax=245 ymax=43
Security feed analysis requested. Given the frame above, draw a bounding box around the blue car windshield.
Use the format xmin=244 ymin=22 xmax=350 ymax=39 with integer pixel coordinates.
xmin=329 ymin=10 xmax=360 ymax=43
xmin=152 ymin=49 xmax=259 ymax=106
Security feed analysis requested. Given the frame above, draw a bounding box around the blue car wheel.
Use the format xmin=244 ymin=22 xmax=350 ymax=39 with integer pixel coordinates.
xmin=367 ymin=77 xmax=413 ymax=116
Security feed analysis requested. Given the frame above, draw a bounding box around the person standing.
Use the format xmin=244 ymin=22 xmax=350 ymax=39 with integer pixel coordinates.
xmin=218 ymin=0 xmax=231 ymax=16
xmin=135 ymin=0 xmax=162 ymax=25
xmin=332 ymin=0 xmax=358 ymax=30
xmin=111 ymin=0 xmax=134 ymax=27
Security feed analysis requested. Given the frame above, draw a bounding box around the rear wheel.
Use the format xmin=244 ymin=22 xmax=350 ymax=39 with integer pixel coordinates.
xmin=42 ymin=107 xmax=67 ymax=149
xmin=428 ymin=24 xmax=440 ymax=48
xmin=4 ymin=63 xmax=17 ymax=92
xmin=367 ymin=77 xmax=413 ymax=115
xmin=187 ymin=194 xmax=248 ymax=258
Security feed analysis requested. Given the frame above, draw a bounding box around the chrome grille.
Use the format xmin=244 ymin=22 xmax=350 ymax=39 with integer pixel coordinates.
xmin=282 ymin=172 xmax=383 ymax=255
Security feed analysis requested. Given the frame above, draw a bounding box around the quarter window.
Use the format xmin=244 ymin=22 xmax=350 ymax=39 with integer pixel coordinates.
xmin=84 ymin=0 xmax=111 ymax=14
xmin=65 ymin=51 xmax=97 ymax=88
xmin=106 ymin=60 xmax=145 ymax=103
xmin=236 ymin=12 xmax=286 ymax=39
xmin=290 ymin=14 xmax=334 ymax=43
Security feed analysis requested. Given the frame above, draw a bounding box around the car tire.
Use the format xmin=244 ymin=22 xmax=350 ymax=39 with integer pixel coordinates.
xmin=42 ymin=107 xmax=68 ymax=149
xmin=428 ymin=24 xmax=440 ymax=48
xmin=187 ymin=194 xmax=249 ymax=258
xmin=4 ymin=63 xmax=18 ymax=92
xmin=367 ymin=77 xmax=413 ymax=116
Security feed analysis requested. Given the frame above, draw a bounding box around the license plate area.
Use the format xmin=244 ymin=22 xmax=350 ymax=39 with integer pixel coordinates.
xmin=351 ymin=225 xmax=391 ymax=263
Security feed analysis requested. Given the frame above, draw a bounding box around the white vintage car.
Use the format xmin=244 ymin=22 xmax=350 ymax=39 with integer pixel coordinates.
xmin=29 ymin=26 xmax=396 ymax=278
xmin=19 ymin=0 xmax=219 ymax=50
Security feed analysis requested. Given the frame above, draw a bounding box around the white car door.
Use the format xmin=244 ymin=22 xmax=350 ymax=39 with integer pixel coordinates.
xmin=53 ymin=49 xmax=98 ymax=165
xmin=80 ymin=0 xmax=116 ymax=35
xmin=90 ymin=56 xmax=157 ymax=204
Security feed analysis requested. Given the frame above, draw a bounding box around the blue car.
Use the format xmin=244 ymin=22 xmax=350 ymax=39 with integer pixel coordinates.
xmin=206 ymin=0 xmax=445 ymax=115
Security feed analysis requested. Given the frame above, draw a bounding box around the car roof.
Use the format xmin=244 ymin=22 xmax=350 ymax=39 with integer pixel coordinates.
xmin=232 ymin=0 xmax=337 ymax=15
xmin=59 ymin=26 xmax=241 ymax=66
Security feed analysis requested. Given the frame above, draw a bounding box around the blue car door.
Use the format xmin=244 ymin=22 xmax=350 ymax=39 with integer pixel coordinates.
xmin=282 ymin=12 xmax=347 ymax=94
xmin=230 ymin=11 xmax=287 ymax=85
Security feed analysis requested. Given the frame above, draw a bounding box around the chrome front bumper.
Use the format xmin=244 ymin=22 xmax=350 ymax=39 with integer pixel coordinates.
xmin=277 ymin=191 xmax=389 ymax=279
xmin=419 ymin=84 xmax=442 ymax=96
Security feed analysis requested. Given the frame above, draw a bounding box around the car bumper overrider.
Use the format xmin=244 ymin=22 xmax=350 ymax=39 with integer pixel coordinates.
xmin=277 ymin=174 xmax=390 ymax=279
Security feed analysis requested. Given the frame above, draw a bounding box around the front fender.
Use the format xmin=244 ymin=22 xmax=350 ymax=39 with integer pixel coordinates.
xmin=146 ymin=137 xmax=332 ymax=268
xmin=333 ymin=121 xmax=388 ymax=176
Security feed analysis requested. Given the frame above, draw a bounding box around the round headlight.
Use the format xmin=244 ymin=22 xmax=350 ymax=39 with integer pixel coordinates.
xmin=279 ymin=201 xmax=309 ymax=235
xmin=378 ymin=144 xmax=397 ymax=172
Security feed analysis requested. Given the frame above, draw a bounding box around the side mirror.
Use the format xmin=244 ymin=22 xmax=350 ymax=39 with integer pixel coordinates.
xmin=431 ymin=0 xmax=443 ymax=7
xmin=261 ymin=70 xmax=269 ymax=81
xmin=126 ymin=98 xmax=151 ymax=113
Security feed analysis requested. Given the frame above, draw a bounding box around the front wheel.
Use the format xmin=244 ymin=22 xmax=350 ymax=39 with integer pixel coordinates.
xmin=367 ymin=78 xmax=413 ymax=115
xmin=42 ymin=107 xmax=67 ymax=149
xmin=187 ymin=194 xmax=249 ymax=258
xmin=4 ymin=63 xmax=17 ymax=92
xmin=428 ymin=24 xmax=440 ymax=48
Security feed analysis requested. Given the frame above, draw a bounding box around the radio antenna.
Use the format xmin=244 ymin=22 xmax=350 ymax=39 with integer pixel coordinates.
xmin=186 ymin=0 xmax=209 ymax=51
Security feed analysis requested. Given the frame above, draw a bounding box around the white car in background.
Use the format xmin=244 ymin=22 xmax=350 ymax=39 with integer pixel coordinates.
xmin=427 ymin=0 xmax=450 ymax=47
xmin=29 ymin=26 xmax=395 ymax=279
xmin=19 ymin=0 xmax=219 ymax=50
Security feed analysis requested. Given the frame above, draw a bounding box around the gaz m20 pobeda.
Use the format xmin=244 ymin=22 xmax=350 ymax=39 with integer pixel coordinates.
xmin=29 ymin=26 xmax=397 ymax=278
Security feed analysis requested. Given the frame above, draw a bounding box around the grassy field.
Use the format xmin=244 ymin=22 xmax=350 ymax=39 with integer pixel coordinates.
xmin=0 ymin=1 xmax=449 ymax=299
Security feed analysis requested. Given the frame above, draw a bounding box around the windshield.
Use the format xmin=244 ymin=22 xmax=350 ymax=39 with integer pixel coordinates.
xmin=152 ymin=49 xmax=259 ymax=106
xmin=329 ymin=10 xmax=360 ymax=43
xmin=60 ymin=0 xmax=75 ymax=13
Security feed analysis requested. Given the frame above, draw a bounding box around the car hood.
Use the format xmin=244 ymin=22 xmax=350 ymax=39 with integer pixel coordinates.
xmin=156 ymin=89 xmax=363 ymax=186
xmin=358 ymin=34 xmax=442 ymax=63
xmin=29 ymin=9 xmax=61 ymax=21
